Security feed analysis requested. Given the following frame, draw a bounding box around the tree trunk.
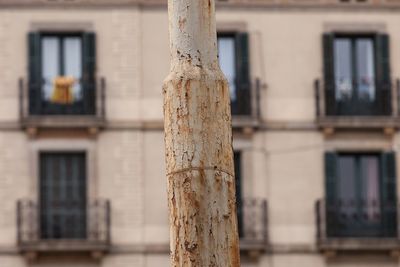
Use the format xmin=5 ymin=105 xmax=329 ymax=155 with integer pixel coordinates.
xmin=163 ymin=0 xmax=241 ymax=266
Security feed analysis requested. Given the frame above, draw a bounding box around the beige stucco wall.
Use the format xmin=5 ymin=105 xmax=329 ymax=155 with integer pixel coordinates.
xmin=264 ymin=131 xmax=324 ymax=245
xmin=0 ymin=4 xmax=400 ymax=267
xmin=0 ymin=133 xmax=29 ymax=247
xmin=98 ymin=131 xmax=145 ymax=245
xmin=143 ymin=131 xmax=169 ymax=245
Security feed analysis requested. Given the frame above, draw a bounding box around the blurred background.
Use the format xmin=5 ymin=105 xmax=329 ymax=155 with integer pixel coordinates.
xmin=0 ymin=0 xmax=400 ymax=266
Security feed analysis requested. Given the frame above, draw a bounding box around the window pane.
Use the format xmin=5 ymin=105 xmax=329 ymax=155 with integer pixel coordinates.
xmin=356 ymin=39 xmax=375 ymax=101
xmin=42 ymin=37 xmax=60 ymax=101
xmin=64 ymin=37 xmax=83 ymax=101
xmin=360 ymin=155 xmax=380 ymax=221
xmin=218 ymin=37 xmax=236 ymax=101
xmin=338 ymin=156 xmax=357 ymax=215
xmin=334 ymin=38 xmax=353 ymax=100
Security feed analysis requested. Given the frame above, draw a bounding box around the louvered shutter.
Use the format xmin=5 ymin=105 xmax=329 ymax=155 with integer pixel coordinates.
xmin=28 ymin=32 xmax=42 ymax=115
xmin=234 ymin=152 xmax=243 ymax=237
xmin=235 ymin=32 xmax=251 ymax=115
xmin=375 ymin=34 xmax=391 ymax=116
xmin=381 ymin=152 xmax=397 ymax=237
xmin=82 ymin=32 xmax=96 ymax=115
xmin=323 ymin=33 xmax=335 ymax=116
xmin=325 ymin=152 xmax=338 ymax=237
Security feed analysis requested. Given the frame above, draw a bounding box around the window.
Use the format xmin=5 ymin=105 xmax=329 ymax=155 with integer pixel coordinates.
xmin=217 ymin=33 xmax=251 ymax=116
xmin=325 ymin=152 xmax=397 ymax=238
xmin=28 ymin=32 xmax=96 ymax=115
xmin=40 ymin=152 xmax=87 ymax=239
xmin=334 ymin=37 xmax=375 ymax=101
xmin=218 ymin=36 xmax=237 ymax=101
xmin=42 ymin=35 xmax=83 ymax=104
xmin=323 ymin=33 xmax=391 ymax=116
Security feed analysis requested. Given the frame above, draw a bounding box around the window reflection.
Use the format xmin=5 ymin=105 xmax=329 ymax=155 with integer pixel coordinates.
xmin=334 ymin=39 xmax=353 ymax=100
xmin=218 ymin=36 xmax=237 ymax=102
xmin=41 ymin=36 xmax=83 ymax=105
xmin=337 ymin=156 xmax=357 ymax=216
xmin=64 ymin=37 xmax=83 ymax=101
xmin=337 ymin=154 xmax=381 ymax=222
xmin=42 ymin=37 xmax=59 ymax=101
xmin=356 ymin=39 xmax=375 ymax=101
xmin=333 ymin=37 xmax=376 ymax=102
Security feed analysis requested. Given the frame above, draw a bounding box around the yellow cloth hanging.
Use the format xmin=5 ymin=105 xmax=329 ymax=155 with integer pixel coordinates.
xmin=51 ymin=76 xmax=75 ymax=104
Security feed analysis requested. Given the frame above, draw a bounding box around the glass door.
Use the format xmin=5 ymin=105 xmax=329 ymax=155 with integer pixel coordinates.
xmin=335 ymin=154 xmax=382 ymax=237
xmin=334 ymin=37 xmax=376 ymax=115
xmin=40 ymin=152 xmax=87 ymax=239
xmin=41 ymin=34 xmax=84 ymax=115
xmin=218 ymin=35 xmax=238 ymax=111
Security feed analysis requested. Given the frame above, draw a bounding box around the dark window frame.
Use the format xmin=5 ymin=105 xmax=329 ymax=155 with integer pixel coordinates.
xmin=217 ymin=31 xmax=251 ymax=116
xmin=323 ymin=32 xmax=391 ymax=116
xmin=28 ymin=31 xmax=97 ymax=116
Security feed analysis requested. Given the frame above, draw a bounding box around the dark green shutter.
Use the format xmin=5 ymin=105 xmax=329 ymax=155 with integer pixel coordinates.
xmin=375 ymin=34 xmax=391 ymax=116
xmin=381 ymin=151 xmax=397 ymax=237
xmin=235 ymin=32 xmax=251 ymax=115
xmin=28 ymin=32 xmax=42 ymax=115
xmin=82 ymin=32 xmax=96 ymax=115
xmin=323 ymin=33 xmax=335 ymax=116
xmin=325 ymin=152 xmax=337 ymax=204
xmin=325 ymin=152 xmax=337 ymax=237
xmin=234 ymin=152 xmax=243 ymax=237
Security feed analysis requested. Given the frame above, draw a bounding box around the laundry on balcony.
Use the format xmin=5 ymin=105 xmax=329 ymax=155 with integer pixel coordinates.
xmin=51 ymin=76 xmax=75 ymax=105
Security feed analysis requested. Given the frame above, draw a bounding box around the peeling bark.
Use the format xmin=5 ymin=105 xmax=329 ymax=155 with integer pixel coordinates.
xmin=163 ymin=0 xmax=240 ymax=266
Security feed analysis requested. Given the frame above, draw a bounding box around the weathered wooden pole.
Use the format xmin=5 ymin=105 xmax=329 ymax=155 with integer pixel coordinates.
xmin=163 ymin=0 xmax=240 ymax=266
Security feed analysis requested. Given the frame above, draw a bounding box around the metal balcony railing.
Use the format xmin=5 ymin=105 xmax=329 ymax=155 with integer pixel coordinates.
xmin=231 ymin=79 xmax=261 ymax=119
xmin=314 ymin=79 xmax=400 ymax=118
xmin=316 ymin=199 xmax=399 ymax=244
xmin=19 ymin=77 xmax=106 ymax=120
xmin=238 ymin=198 xmax=268 ymax=250
xmin=17 ymin=199 xmax=111 ymax=251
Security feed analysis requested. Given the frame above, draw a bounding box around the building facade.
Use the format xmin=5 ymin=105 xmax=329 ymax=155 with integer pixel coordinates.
xmin=1 ymin=0 xmax=400 ymax=266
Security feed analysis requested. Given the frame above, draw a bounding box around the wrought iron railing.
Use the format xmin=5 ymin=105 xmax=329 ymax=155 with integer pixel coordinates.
xmin=17 ymin=199 xmax=111 ymax=246
xmin=314 ymin=79 xmax=399 ymax=118
xmin=18 ymin=77 xmax=106 ymax=119
xmin=316 ymin=199 xmax=399 ymax=241
xmin=238 ymin=198 xmax=268 ymax=247
xmin=231 ymin=79 xmax=261 ymax=119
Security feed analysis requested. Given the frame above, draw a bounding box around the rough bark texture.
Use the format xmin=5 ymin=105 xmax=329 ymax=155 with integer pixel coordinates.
xmin=163 ymin=0 xmax=240 ymax=266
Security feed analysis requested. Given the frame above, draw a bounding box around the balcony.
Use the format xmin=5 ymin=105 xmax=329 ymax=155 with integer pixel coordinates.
xmin=137 ymin=198 xmax=267 ymax=258
xmin=17 ymin=199 xmax=111 ymax=259
xmin=18 ymin=77 xmax=106 ymax=133
xmin=231 ymin=79 xmax=261 ymax=130
xmin=314 ymin=79 xmax=400 ymax=131
xmin=316 ymin=199 xmax=400 ymax=253
xmin=238 ymin=198 xmax=268 ymax=254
